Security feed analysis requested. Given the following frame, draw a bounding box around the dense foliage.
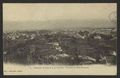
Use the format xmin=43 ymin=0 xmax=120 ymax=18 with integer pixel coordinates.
xmin=3 ymin=28 xmax=117 ymax=65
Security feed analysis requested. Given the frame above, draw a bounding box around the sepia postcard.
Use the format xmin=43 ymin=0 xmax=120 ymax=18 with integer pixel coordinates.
xmin=3 ymin=3 xmax=117 ymax=75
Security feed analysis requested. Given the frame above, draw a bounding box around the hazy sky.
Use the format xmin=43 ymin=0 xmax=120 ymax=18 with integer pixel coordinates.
xmin=3 ymin=3 xmax=116 ymax=21
xmin=3 ymin=3 xmax=117 ymax=32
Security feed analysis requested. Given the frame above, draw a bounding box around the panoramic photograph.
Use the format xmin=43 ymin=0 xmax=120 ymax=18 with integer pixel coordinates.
xmin=3 ymin=3 xmax=117 ymax=75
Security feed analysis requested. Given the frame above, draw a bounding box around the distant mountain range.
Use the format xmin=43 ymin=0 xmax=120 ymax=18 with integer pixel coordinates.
xmin=3 ymin=19 xmax=116 ymax=32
